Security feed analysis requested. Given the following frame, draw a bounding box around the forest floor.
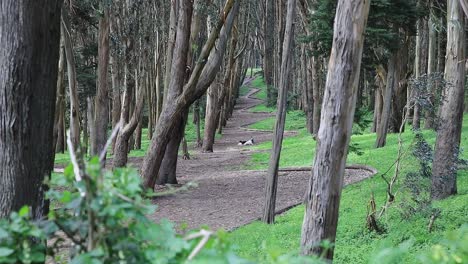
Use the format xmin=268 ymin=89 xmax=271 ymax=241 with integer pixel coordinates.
xmin=139 ymin=77 xmax=375 ymax=231
xmin=52 ymin=76 xmax=375 ymax=231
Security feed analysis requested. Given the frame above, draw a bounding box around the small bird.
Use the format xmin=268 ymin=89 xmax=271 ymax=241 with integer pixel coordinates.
xmin=238 ymin=137 xmax=254 ymax=146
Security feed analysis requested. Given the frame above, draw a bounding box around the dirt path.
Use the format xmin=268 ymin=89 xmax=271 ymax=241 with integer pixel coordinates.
xmin=144 ymin=77 xmax=376 ymax=231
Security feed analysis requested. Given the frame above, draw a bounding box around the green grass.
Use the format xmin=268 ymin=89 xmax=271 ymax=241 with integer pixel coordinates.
xmin=230 ymin=71 xmax=468 ymax=263
xmin=231 ymin=112 xmax=468 ymax=263
xmin=248 ymin=111 xmax=307 ymax=131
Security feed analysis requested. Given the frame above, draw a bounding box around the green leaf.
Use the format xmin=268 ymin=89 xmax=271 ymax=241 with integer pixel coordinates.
xmin=18 ymin=206 xmax=29 ymax=217
xmin=0 ymin=227 xmax=9 ymax=239
xmin=0 ymin=248 xmax=14 ymax=257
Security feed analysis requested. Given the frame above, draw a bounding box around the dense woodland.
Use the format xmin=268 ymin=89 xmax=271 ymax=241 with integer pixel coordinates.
xmin=0 ymin=0 xmax=467 ymax=263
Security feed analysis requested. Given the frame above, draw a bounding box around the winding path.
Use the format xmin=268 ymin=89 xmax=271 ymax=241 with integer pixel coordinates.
xmin=146 ymin=77 xmax=376 ymax=231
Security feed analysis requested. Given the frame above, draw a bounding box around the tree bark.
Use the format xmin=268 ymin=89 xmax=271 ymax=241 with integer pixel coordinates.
xmin=424 ymin=7 xmax=438 ymax=129
xmin=264 ymin=0 xmax=276 ymax=106
xmin=0 ymin=0 xmax=62 ymax=218
xmin=431 ymin=0 xmax=465 ymax=200
xmin=301 ymin=0 xmax=370 ymax=259
xmin=262 ymin=0 xmax=296 ymax=224
xmin=413 ymin=16 xmax=429 ymax=130
xmin=93 ymin=6 xmax=111 ymax=161
xmin=202 ymin=82 xmax=220 ymax=152
xmin=62 ymin=10 xmax=81 ymax=150
xmin=53 ymin=37 xmax=66 ymax=153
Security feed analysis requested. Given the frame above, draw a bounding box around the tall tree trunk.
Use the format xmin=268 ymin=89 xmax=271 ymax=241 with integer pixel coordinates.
xmin=413 ymin=15 xmax=429 ymax=129
xmin=312 ymin=55 xmax=321 ymax=135
xmin=93 ymin=6 xmax=111 ymax=161
xmin=0 ymin=0 xmax=62 ymax=218
xmin=375 ymin=50 xmax=399 ymax=148
xmin=53 ymin=38 xmax=66 ymax=153
xmin=110 ymin=54 xmax=122 ymax=153
xmin=301 ymin=0 xmax=369 ymax=259
xmin=431 ymin=0 xmax=465 ymax=200
xmin=264 ymin=0 xmax=276 ymax=106
xmin=62 ymin=11 xmax=80 ymax=150
xmin=424 ymin=7 xmax=438 ymax=129
xmin=262 ymin=0 xmax=296 ymax=224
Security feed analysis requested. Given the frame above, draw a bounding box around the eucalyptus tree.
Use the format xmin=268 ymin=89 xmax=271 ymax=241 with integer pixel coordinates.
xmin=141 ymin=0 xmax=240 ymax=188
xmin=431 ymin=0 xmax=466 ymax=200
xmin=0 ymin=0 xmax=63 ymax=218
xmin=300 ymin=0 xmax=370 ymax=259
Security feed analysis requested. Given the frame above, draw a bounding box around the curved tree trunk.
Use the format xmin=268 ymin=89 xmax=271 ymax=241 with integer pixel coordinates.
xmin=431 ymin=0 xmax=465 ymax=200
xmin=0 ymin=0 xmax=62 ymax=218
xmin=301 ymin=0 xmax=369 ymax=259
xmin=141 ymin=1 xmax=239 ymax=190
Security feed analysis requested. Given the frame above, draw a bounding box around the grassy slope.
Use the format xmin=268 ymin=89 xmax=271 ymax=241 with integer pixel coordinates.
xmin=229 ymin=77 xmax=468 ymax=263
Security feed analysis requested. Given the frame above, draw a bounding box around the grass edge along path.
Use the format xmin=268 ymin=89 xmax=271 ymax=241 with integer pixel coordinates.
xmin=229 ymin=77 xmax=468 ymax=263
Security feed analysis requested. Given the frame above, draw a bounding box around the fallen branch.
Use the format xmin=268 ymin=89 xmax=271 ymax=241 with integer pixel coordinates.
xmin=184 ymin=229 xmax=213 ymax=261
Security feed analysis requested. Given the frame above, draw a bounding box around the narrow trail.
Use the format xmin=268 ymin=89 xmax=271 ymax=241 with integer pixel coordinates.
xmin=148 ymin=77 xmax=376 ymax=231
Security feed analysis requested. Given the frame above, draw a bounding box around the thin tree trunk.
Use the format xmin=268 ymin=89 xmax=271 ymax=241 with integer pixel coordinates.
xmin=110 ymin=54 xmax=122 ymax=153
xmin=54 ymin=38 xmax=66 ymax=153
xmin=0 ymin=0 xmax=62 ymax=219
xmin=262 ymin=0 xmax=296 ymax=224
xmin=431 ymin=0 xmax=465 ymax=200
xmin=264 ymin=0 xmax=276 ymax=106
xmin=425 ymin=9 xmax=437 ymax=129
xmin=301 ymin=0 xmax=369 ymax=259
xmin=62 ymin=11 xmax=80 ymax=150
xmin=312 ymin=55 xmax=321 ymax=135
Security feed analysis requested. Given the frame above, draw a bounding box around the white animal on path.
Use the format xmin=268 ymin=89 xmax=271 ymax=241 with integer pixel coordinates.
xmin=238 ymin=138 xmax=254 ymax=146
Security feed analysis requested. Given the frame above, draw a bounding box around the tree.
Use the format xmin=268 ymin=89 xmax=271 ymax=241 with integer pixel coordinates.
xmin=300 ymin=0 xmax=370 ymax=259
xmin=92 ymin=3 xmax=111 ymax=161
xmin=264 ymin=0 xmax=276 ymax=106
xmin=431 ymin=0 xmax=465 ymax=200
xmin=0 ymin=0 xmax=63 ymax=218
xmin=141 ymin=0 xmax=240 ymax=188
xmin=262 ymin=0 xmax=296 ymax=224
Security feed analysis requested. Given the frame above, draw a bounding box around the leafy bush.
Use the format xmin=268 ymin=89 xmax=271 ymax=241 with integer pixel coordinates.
xmin=0 ymin=157 xmax=245 ymax=263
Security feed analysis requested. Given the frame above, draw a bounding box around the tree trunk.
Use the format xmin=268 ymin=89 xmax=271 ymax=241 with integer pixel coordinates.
xmin=375 ymin=51 xmax=398 ymax=148
xmin=264 ymin=0 xmax=276 ymax=106
xmin=113 ymin=68 xmax=145 ymax=168
xmin=312 ymin=55 xmax=321 ymax=135
xmin=424 ymin=8 xmax=438 ymax=129
xmin=93 ymin=6 xmax=111 ymax=161
xmin=62 ymin=11 xmax=80 ymax=150
xmin=431 ymin=0 xmax=465 ymax=200
xmin=157 ymin=112 xmax=188 ymax=185
xmin=0 ymin=0 xmax=62 ymax=219
xmin=53 ymin=38 xmax=66 ymax=153
xmin=110 ymin=54 xmax=122 ymax=153
xmin=413 ymin=16 xmax=429 ymax=130
xmin=203 ymin=82 xmax=220 ymax=152
xmin=141 ymin=1 xmax=239 ymax=190
xmin=262 ymin=0 xmax=296 ymax=224
xmin=301 ymin=0 xmax=369 ymax=259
